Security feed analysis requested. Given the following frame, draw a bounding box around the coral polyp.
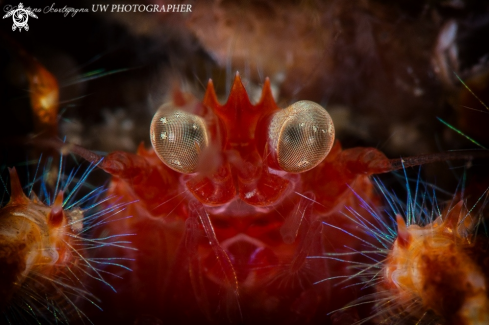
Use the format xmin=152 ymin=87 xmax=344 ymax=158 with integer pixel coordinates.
xmin=0 ymin=160 xmax=134 ymax=324
xmin=318 ymin=174 xmax=489 ymax=325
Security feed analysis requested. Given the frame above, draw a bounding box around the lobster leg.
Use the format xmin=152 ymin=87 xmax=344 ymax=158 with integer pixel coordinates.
xmin=280 ymin=192 xmax=315 ymax=245
xmin=188 ymin=200 xmax=243 ymax=323
xmin=185 ymin=215 xmax=213 ymax=321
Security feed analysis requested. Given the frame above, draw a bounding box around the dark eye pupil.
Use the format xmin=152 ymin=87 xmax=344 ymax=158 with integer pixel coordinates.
xmin=282 ymin=125 xmax=301 ymax=146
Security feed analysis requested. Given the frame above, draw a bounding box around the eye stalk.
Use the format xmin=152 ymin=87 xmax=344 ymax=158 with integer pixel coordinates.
xmin=268 ymin=100 xmax=335 ymax=173
xmin=150 ymin=103 xmax=209 ymax=174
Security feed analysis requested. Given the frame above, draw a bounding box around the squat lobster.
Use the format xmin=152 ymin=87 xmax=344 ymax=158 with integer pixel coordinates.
xmin=6 ymin=44 xmax=488 ymax=324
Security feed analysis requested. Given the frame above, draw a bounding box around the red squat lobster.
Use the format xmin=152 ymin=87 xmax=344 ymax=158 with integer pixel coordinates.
xmin=6 ymin=46 xmax=486 ymax=325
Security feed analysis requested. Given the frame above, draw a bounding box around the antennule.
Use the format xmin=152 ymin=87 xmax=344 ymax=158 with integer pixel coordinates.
xmin=385 ymin=150 xmax=489 ymax=173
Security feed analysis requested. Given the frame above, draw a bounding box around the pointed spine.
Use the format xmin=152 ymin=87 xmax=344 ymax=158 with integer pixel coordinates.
xmin=7 ymin=167 xmax=29 ymax=205
xmin=48 ymin=191 xmax=65 ymax=227
xmin=257 ymin=77 xmax=280 ymax=114
xmin=203 ymin=79 xmax=220 ymax=110
xmin=220 ymin=72 xmax=252 ymax=115
xmin=396 ymin=215 xmax=411 ymax=249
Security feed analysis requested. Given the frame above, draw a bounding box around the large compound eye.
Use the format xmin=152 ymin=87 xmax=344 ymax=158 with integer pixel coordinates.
xmin=268 ymin=100 xmax=335 ymax=173
xmin=150 ymin=104 xmax=209 ymax=174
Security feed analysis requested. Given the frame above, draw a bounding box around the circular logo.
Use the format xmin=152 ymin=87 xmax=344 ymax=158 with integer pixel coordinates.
xmin=3 ymin=3 xmax=38 ymax=32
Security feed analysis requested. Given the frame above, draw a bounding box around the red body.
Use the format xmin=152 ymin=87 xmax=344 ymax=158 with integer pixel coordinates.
xmin=85 ymin=75 xmax=391 ymax=325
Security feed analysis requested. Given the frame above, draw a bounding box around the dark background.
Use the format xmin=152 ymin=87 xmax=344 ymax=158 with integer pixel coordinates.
xmin=1 ymin=0 xmax=489 ymax=232
xmin=2 ymin=0 xmax=489 ymax=218
xmin=1 ymin=1 xmax=489 ymax=324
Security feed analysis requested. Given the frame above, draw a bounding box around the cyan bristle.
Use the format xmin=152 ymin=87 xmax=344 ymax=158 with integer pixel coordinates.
xmin=315 ymin=162 xmax=489 ymax=325
xmin=437 ymin=117 xmax=487 ymax=149
xmin=63 ymin=67 xmax=132 ymax=87
xmin=62 ymin=160 xmax=103 ymax=209
xmin=1 ymin=156 xmax=135 ymax=324
xmin=454 ymin=72 xmax=489 ymax=113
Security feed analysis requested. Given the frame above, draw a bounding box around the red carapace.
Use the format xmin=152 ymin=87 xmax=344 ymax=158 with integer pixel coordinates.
xmin=8 ymin=45 xmax=486 ymax=324
xmin=77 ymin=73 xmax=406 ymax=324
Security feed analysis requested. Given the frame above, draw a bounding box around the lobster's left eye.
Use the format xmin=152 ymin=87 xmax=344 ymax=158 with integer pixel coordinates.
xmin=150 ymin=104 xmax=209 ymax=174
xmin=268 ymin=100 xmax=335 ymax=173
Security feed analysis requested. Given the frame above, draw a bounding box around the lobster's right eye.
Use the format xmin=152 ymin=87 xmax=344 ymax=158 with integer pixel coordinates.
xmin=268 ymin=100 xmax=335 ymax=173
xmin=150 ymin=104 xmax=209 ymax=174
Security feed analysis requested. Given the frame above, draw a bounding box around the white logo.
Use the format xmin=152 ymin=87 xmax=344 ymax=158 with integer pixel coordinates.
xmin=3 ymin=3 xmax=38 ymax=32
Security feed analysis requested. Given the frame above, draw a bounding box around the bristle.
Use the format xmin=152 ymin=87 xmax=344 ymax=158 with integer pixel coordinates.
xmin=318 ymin=171 xmax=489 ymax=324
xmin=0 ymin=160 xmax=134 ymax=324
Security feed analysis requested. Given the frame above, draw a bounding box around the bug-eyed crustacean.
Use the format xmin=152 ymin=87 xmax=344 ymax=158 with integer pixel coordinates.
xmin=4 ymin=37 xmax=489 ymax=325
xmin=63 ymin=73 xmax=391 ymax=324
xmin=46 ymin=73 xmax=485 ymax=324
